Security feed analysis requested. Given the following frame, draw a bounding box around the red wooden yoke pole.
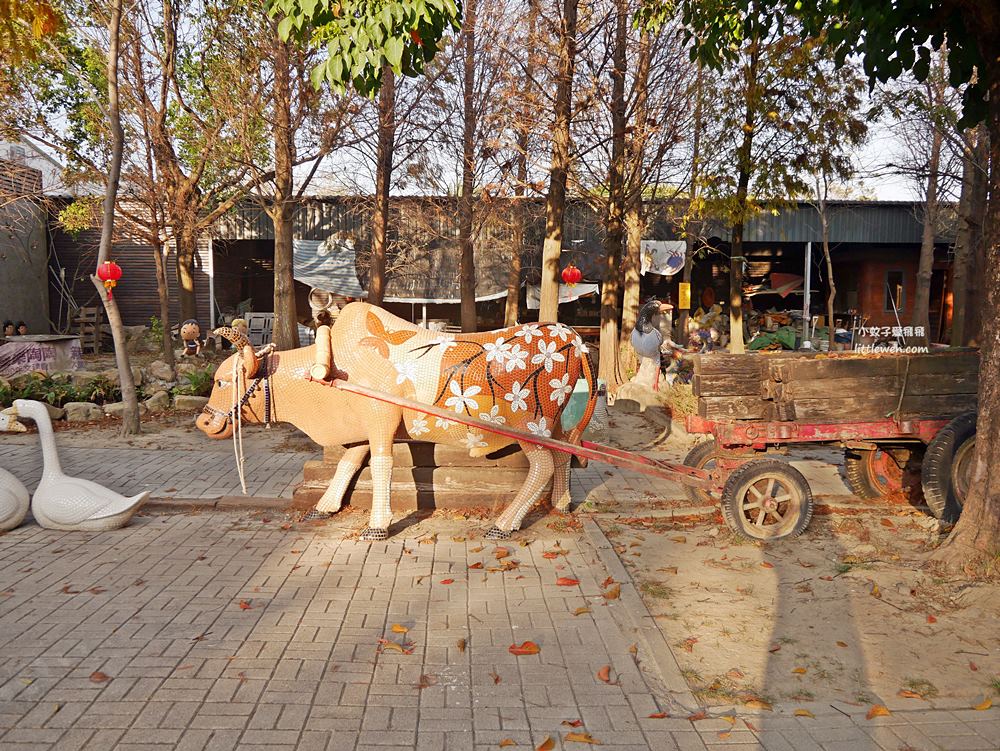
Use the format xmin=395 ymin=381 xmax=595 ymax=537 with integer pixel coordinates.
xmin=331 ymin=379 xmax=714 ymax=490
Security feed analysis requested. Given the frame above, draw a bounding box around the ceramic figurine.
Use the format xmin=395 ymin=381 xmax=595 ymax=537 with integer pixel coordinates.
xmin=0 ymin=468 xmax=29 ymax=531
xmin=196 ymin=303 xmax=597 ymax=541
xmin=629 ymin=298 xmax=672 ymax=391
xmin=3 ymin=400 xmax=149 ymax=530
xmin=180 ymin=319 xmax=203 ymax=357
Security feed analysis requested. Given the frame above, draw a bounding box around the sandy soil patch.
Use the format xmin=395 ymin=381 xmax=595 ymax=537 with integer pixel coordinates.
xmin=602 ymin=512 xmax=1000 ymax=710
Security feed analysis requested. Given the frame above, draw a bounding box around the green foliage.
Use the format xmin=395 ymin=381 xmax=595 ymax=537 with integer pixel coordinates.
xmin=0 ymin=373 xmax=123 ymax=408
xmin=638 ymin=0 xmax=987 ymax=126
xmin=269 ymin=0 xmax=462 ymax=95
xmin=148 ymin=316 xmax=164 ymax=347
xmin=56 ymin=196 xmax=100 ymax=236
xmin=172 ymin=367 xmax=215 ymax=397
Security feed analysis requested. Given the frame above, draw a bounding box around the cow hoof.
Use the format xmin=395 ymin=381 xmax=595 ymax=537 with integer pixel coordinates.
xmin=359 ymin=527 xmax=389 ymax=541
xmin=484 ymin=525 xmax=512 ymax=540
xmin=302 ymin=509 xmax=334 ymax=521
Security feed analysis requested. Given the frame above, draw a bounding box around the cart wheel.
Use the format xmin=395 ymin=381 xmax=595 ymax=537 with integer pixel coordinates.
xmin=682 ymin=439 xmax=718 ymax=504
xmin=844 ymin=447 xmax=906 ymax=499
xmin=922 ymin=412 xmax=976 ymax=522
xmin=721 ymin=459 xmax=813 ymax=542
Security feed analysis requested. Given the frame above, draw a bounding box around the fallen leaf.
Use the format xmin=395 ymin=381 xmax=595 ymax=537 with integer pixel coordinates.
xmin=238 ymin=600 xmax=252 ymax=610
xmin=870 ymin=582 xmax=881 ymax=599
xmin=416 ymin=674 xmax=437 ymax=689
xmin=440 ymin=579 xmax=455 ymax=585
xmin=601 ymin=576 xmax=614 ymax=588
xmin=556 ymin=577 xmax=580 ymax=587
xmin=819 ymin=575 xmax=833 ymax=581
xmin=87 ymin=587 xmax=106 ymax=595
xmin=628 ymin=643 xmax=638 ymax=657
xmin=657 ymin=566 xmax=678 ymax=575
xmin=456 ymin=639 xmax=466 ymax=653
xmin=573 ymin=606 xmax=591 ymax=616
xmin=391 ymin=624 xmax=409 ymax=634
xmin=561 ymin=720 xmax=583 ymax=728
xmin=794 ymin=709 xmax=814 ymax=718
xmin=926 ymin=614 xmax=937 ymax=623
xmin=880 ymin=518 xmax=894 ymax=527
xmin=836 ymin=641 xmax=848 ymax=648
xmin=687 ymin=710 xmax=708 ymax=721
xmin=378 ymin=639 xmax=415 ymax=655
xmin=669 ymin=536 xmax=686 ymax=544
xmin=470 ymin=546 xmax=484 ymax=553
xmin=596 ymin=665 xmax=612 ymax=683
xmin=897 ymin=690 xmax=923 ymax=699
xmin=720 ymin=715 xmax=736 ymax=725
xmin=89 ymin=671 xmax=109 ymax=683
xmin=509 ymin=641 xmax=540 ymax=656
xmin=60 ymin=585 xmax=81 ymax=594
xmin=969 ymin=661 xmax=978 ymax=671
xmin=866 ymin=705 xmax=891 ymax=720
xmin=495 ymin=548 xmax=511 ymax=560
xmin=191 ymin=632 xmax=212 ymax=642
xmin=419 ymin=534 xmax=438 ymax=545
xmin=792 ymin=667 xmax=807 ymax=675
xmin=564 ymin=731 xmax=600 ymax=744
xmin=490 ymin=672 xmax=501 ymax=684
xmin=647 ymin=712 xmax=668 ymax=719
xmin=536 ymin=737 xmax=554 ymax=751
xmin=280 ymin=523 xmax=292 ymax=531
xmin=726 ymin=668 xmax=745 ymax=680
xmin=760 ymin=561 xmax=774 ymax=569
xmin=744 ymin=699 xmax=772 ymax=711
xmin=679 ymin=637 xmax=698 ymax=653
xmin=972 ymin=697 xmax=992 ymax=711
xmin=603 ymin=584 xmax=621 ymax=600
xmin=237 ymin=671 xmax=247 ymax=682
xmin=469 ymin=562 xmax=484 ymax=569
xmin=797 ymin=560 xmax=815 ymax=568
xmin=768 ymin=644 xmax=781 ymax=653
xmin=717 ymin=731 xmax=731 ymax=740
xmin=499 ymin=740 xmax=517 ymax=748
xmin=452 ymin=536 xmax=466 ymax=543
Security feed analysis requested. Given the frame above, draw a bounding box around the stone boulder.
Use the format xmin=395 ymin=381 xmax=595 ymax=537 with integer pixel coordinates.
xmin=146 ymin=360 xmax=175 ymax=382
xmin=176 ymin=362 xmax=201 ymax=377
xmin=69 ymin=370 xmax=100 ymax=387
xmin=103 ymin=401 xmax=147 ymax=417
xmin=144 ymin=390 xmax=171 ymax=412
xmin=41 ymin=403 xmax=66 ymax=421
xmin=64 ymin=402 xmax=104 ymax=422
xmin=174 ymin=395 xmax=209 ymax=411
xmin=611 ymin=382 xmax=666 ymax=414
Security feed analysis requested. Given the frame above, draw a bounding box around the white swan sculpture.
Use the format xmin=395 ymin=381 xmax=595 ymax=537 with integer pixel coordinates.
xmin=0 ymin=468 xmax=30 ymax=531
xmin=2 ymin=400 xmax=149 ymax=531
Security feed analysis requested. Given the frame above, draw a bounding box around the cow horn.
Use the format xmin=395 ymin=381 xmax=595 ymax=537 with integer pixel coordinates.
xmin=214 ymin=326 xmax=251 ymax=350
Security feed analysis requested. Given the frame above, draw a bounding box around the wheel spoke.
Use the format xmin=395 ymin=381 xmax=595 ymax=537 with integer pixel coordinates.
xmin=748 ymin=483 xmax=764 ymax=501
xmin=772 ymin=493 xmax=792 ymax=503
xmin=764 ymin=478 xmax=776 ymax=498
xmin=768 ymin=508 xmax=785 ymax=522
xmin=742 ymin=502 xmax=762 ymax=511
xmin=755 ymin=508 xmax=766 ymax=527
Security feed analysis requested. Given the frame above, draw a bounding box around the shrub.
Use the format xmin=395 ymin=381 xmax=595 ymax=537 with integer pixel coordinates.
xmin=173 ymin=367 xmax=215 ymax=397
xmin=148 ymin=316 xmax=164 ymax=348
xmin=80 ymin=376 xmax=122 ymax=405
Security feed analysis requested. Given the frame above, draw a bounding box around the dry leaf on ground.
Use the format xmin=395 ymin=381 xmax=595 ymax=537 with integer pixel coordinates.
xmin=490 ymin=672 xmax=501 ymax=684
xmin=603 ymin=584 xmax=621 ymax=600
xmin=794 ymin=709 xmax=814 ymax=718
xmin=866 ymin=705 xmax=891 ymax=719
xmin=391 ymin=624 xmax=409 ymax=634
xmin=792 ymin=667 xmax=807 ymax=675
xmin=556 ymin=577 xmax=580 ymax=586
xmin=573 ymin=607 xmax=591 ymax=616
xmin=499 ymin=740 xmax=517 ymax=748
xmin=495 ymin=548 xmax=511 ymax=560
xmin=89 ymin=671 xmax=109 ymax=683
xmin=509 ymin=641 xmax=540 ymax=656
xmin=564 ymin=731 xmax=601 ymax=744
xmin=744 ymin=699 xmax=772 ymax=711
xmin=973 ymin=697 xmax=993 ymax=711
xmin=561 ymin=720 xmax=583 ymax=728
xmin=238 ymin=600 xmax=252 ymax=610
xmin=648 ymin=712 xmax=668 ymax=719
xmin=536 ymin=737 xmax=555 ymax=751
xmin=596 ymin=665 xmax=612 ymax=683
xmin=440 ymin=579 xmax=455 ymax=585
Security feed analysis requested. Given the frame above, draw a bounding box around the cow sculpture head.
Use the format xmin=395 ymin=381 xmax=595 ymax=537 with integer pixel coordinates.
xmin=195 ymin=326 xmax=264 ymax=440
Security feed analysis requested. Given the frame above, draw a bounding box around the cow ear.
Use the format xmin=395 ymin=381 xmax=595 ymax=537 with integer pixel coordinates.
xmin=241 ymin=344 xmax=259 ymax=378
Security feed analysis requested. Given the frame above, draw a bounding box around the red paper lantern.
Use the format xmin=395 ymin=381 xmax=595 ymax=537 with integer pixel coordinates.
xmin=97 ymin=260 xmax=123 ymax=298
xmin=561 ymin=263 xmax=583 ymax=287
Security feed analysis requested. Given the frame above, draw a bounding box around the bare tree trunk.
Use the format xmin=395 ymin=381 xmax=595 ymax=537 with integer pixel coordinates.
xmin=620 ymin=28 xmax=651 ymax=345
xmin=951 ymin=125 xmax=987 ymax=346
xmin=818 ymin=195 xmax=835 ymax=350
xmin=930 ymin=54 xmax=1000 ymax=566
xmin=175 ymin=223 xmax=198 ymax=323
xmin=459 ymin=0 xmax=477 ymax=332
xmin=370 ymin=66 xmax=395 ymax=307
xmin=598 ymin=0 xmax=627 ymax=386
xmin=678 ymin=63 xmax=704 ymax=341
xmin=913 ymin=117 xmax=942 ymax=346
xmin=537 ymin=0 xmax=579 ymax=323
xmin=505 ymin=0 xmax=538 ymax=327
xmin=92 ymin=0 xmax=140 ymax=436
xmin=728 ymin=47 xmax=759 ymax=354
xmin=153 ymin=241 xmax=174 ymax=369
xmin=271 ymin=32 xmax=300 ymax=350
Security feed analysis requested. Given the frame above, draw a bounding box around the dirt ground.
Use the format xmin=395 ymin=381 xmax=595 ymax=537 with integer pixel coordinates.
xmin=604 ymin=512 xmax=1000 ymax=710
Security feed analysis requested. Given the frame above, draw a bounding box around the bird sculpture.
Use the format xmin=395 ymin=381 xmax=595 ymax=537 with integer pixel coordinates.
xmin=629 ymin=298 xmax=671 ymax=391
xmin=2 ymin=400 xmax=148 ymax=531
xmin=0 ymin=468 xmax=30 ymax=531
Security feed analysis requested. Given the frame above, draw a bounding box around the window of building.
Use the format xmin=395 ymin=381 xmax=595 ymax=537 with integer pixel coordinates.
xmin=884 ymin=270 xmax=905 ymax=312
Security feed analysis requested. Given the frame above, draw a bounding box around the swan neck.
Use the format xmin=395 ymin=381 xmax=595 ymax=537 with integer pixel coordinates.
xmin=32 ymin=410 xmax=63 ymax=476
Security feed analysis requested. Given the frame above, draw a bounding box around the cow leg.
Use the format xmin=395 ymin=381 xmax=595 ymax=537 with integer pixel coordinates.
xmin=486 ymin=443 xmax=554 ymax=539
xmin=359 ymin=418 xmax=398 ymax=541
xmin=304 ymin=445 xmax=370 ymax=520
xmin=550 ymin=451 xmax=572 ymax=511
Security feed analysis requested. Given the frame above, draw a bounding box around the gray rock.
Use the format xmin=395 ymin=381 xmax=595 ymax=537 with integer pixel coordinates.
xmin=174 ymin=395 xmax=209 ymax=411
xmin=64 ymin=402 xmax=104 ymax=422
xmin=103 ymin=400 xmax=147 ymax=417
xmin=147 ymin=360 xmax=175 ymax=382
xmin=41 ymin=403 xmax=66 ymax=421
xmin=176 ymin=362 xmax=200 ymax=376
xmin=98 ymin=369 xmax=120 ymax=385
xmin=144 ymin=390 xmax=170 ymax=412
xmin=611 ymin=381 xmax=665 ymax=414
xmin=69 ymin=370 xmax=100 ymax=387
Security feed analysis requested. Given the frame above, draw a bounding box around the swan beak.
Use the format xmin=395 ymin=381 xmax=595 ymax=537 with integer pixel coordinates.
xmin=0 ymin=407 xmax=25 ymax=433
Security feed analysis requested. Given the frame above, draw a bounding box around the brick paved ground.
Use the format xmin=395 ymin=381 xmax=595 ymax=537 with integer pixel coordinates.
xmin=0 ymin=443 xmax=996 ymax=750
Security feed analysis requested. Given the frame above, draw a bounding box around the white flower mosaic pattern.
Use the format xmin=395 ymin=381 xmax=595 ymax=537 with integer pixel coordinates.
xmin=395 ymin=360 xmax=419 ymax=385
xmin=444 ymin=381 xmax=481 ymax=414
xmin=514 ymin=324 xmax=543 ymax=344
xmin=527 ymin=416 xmax=551 ymax=438
xmin=504 ymin=343 xmax=528 ymax=372
xmin=549 ymin=373 xmax=573 ymax=406
xmin=479 ymin=405 xmax=506 ymax=424
xmin=531 ymin=340 xmax=565 ymax=373
xmin=409 ymin=414 xmax=429 ymax=436
xmin=461 ymin=431 xmax=488 ymax=449
xmin=504 ymin=381 xmax=530 ymax=413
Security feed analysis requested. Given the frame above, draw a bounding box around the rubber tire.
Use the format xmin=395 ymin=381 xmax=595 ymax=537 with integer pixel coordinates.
xmin=682 ymin=439 xmax=717 ymax=504
xmin=921 ymin=412 xmax=976 ymax=522
xmin=843 ymin=447 xmax=911 ymax=500
xmin=721 ymin=459 xmax=814 ymax=542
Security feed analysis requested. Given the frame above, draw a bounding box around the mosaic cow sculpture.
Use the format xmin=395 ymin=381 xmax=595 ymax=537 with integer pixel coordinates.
xmin=196 ymin=303 xmax=597 ymax=540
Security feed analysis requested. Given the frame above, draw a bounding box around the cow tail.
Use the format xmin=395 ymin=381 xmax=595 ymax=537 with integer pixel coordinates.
xmin=565 ymin=350 xmax=598 ymax=459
